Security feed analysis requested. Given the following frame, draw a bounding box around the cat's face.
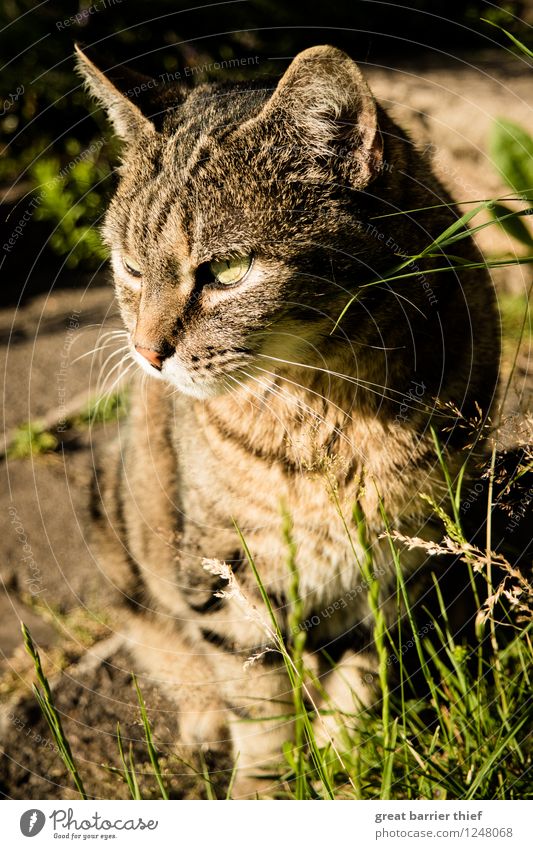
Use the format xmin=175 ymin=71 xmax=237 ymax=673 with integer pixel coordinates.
xmin=78 ymin=46 xmax=384 ymax=398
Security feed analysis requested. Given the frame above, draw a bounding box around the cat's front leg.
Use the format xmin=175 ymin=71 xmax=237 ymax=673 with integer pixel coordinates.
xmin=121 ymin=616 xmax=230 ymax=757
xmin=315 ymin=648 xmax=379 ymax=750
xmin=218 ymin=653 xmax=296 ymax=798
xmin=121 ymin=616 xmax=296 ymax=797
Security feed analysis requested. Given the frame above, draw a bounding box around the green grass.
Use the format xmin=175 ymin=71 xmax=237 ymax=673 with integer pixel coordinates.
xmin=275 ymin=485 xmax=532 ymax=800
xmin=21 ymin=453 xmax=532 ymax=800
xmin=22 ymin=625 xmax=172 ymax=801
xmin=6 ymin=388 xmax=129 ymax=459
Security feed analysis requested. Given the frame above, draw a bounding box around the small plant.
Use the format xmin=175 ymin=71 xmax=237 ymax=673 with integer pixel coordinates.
xmin=7 ymin=421 xmax=58 ymax=459
xmin=489 ymin=119 xmax=533 ymax=248
xmin=283 ymin=507 xmax=310 ymax=798
xmin=30 ymin=140 xmax=111 ymax=270
xmin=115 ymin=721 xmax=142 ymax=800
xmin=73 ymin=388 xmax=130 ymax=427
xmin=132 ymin=674 xmax=169 ymax=800
xmin=6 ymin=388 xmax=129 ymax=459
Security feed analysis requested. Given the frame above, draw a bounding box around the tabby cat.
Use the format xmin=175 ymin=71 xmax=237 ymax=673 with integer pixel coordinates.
xmin=76 ymin=44 xmax=499 ymax=797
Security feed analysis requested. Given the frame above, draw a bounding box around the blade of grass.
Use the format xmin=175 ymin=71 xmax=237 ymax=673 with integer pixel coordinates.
xmin=380 ymin=718 xmax=398 ymax=799
xmin=132 ymin=673 xmax=169 ymax=799
xmin=116 ymin=722 xmax=141 ymax=800
xmin=234 ymin=521 xmax=336 ymax=799
xmin=199 ymin=751 xmax=217 ymax=800
xmin=225 ymin=758 xmax=239 ymax=800
xmin=21 ymin=622 xmax=87 ymax=800
xmin=482 ymin=18 xmax=533 ymax=60
xmin=283 ymin=504 xmax=310 ymax=799
xmin=352 ymin=502 xmax=392 ymax=755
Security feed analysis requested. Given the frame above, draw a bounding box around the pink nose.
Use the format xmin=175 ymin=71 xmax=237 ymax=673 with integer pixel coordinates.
xmin=135 ymin=345 xmax=163 ymax=370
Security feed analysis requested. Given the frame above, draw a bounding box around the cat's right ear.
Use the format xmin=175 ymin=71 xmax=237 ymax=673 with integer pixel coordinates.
xmin=256 ymin=45 xmax=383 ymax=188
xmin=75 ymin=45 xmax=156 ymax=143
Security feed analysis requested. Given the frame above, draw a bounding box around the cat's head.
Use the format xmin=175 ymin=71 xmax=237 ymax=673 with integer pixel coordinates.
xmin=76 ymin=45 xmax=386 ymax=398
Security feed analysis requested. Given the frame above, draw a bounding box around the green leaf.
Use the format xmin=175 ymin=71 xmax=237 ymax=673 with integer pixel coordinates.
xmin=489 ymin=118 xmax=533 ymax=201
xmin=482 ymin=18 xmax=533 ymax=59
xmin=490 ymin=202 xmax=533 ymax=247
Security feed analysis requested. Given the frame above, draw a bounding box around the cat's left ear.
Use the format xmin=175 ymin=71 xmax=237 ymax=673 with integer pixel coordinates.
xmin=75 ymin=44 xmax=156 ymax=143
xmin=260 ymin=45 xmax=383 ymax=187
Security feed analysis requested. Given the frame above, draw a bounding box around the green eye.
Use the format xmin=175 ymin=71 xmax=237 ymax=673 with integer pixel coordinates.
xmin=209 ymin=254 xmax=252 ymax=286
xmin=122 ymin=255 xmax=142 ymax=278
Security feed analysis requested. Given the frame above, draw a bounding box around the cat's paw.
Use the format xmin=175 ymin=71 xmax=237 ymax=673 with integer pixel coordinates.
xmin=178 ymin=707 xmax=228 ymax=752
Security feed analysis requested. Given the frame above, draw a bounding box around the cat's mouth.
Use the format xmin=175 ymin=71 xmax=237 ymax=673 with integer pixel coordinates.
xmin=132 ymin=343 xmax=249 ymax=400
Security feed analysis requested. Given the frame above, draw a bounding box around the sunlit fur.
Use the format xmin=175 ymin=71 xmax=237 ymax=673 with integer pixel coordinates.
xmin=78 ymin=45 xmax=499 ymax=796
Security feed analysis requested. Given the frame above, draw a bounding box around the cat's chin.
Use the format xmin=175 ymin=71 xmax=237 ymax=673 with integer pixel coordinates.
xmin=164 ymin=361 xmax=232 ymax=398
xmin=165 ymin=378 xmax=227 ymax=400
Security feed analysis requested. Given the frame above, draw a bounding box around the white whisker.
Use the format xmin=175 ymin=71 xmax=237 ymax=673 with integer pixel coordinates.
xmin=96 ymin=351 xmax=134 ymax=400
xmin=227 ymin=372 xmax=297 ymax=445
xmin=71 ymin=341 xmax=129 ymax=365
xmin=257 ymin=353 xmax=447 ymax=418
xmin=95 ymin=346 xmax=132 ymax=393
xmin=95 ymin=358 xmax=136 ymax=407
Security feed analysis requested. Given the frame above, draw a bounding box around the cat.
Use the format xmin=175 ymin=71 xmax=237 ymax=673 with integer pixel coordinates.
xmin=76 ymin=43 xmax=499 ymax=797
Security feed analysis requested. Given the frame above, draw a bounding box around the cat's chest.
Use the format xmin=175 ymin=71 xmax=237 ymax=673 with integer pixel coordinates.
xmin=176 ymin=408 xmax=378 ymax=616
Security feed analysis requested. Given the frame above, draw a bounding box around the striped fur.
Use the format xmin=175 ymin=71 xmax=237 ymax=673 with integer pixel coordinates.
xmin=78 ymin=45 xmax=499 ymax=796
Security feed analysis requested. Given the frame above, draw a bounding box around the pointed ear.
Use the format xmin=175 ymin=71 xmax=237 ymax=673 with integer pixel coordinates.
xmin=261 ymin=46 xmax=382 ymax=187
xmin=74 ymin=44 xmax=156 ymax=143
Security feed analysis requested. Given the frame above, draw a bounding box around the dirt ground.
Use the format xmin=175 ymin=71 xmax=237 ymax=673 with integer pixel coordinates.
xmin=0 ymin=51 xmax=532 ymax=799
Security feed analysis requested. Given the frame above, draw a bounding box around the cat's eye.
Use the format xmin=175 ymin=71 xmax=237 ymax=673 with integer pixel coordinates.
xmin=209 ymin=254 xmax=252 ymax=286
xmin=122 ymin=255 xmax=142 ymax=278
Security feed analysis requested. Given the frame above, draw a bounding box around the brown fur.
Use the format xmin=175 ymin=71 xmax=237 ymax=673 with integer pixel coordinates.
xmin=77 ymin=45 xmax=499 ymax=796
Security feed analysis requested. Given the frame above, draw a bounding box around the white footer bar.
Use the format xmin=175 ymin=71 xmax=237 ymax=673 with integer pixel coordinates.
xmin=3 ymin=799 xmax=531 ymax=848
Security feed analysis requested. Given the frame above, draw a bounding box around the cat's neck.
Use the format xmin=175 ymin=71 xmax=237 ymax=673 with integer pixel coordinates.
xmin=198 ymin=351 xmax=391 ymax=471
